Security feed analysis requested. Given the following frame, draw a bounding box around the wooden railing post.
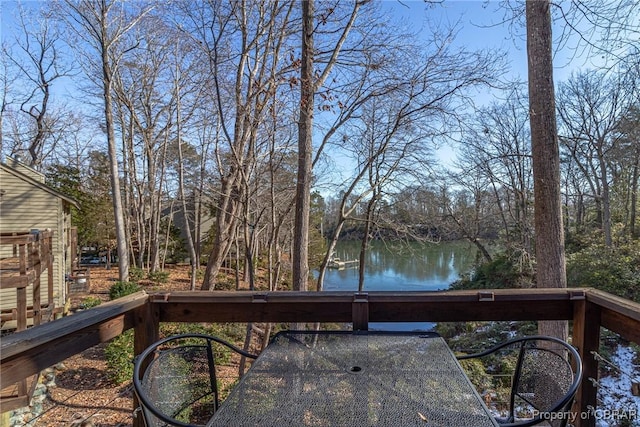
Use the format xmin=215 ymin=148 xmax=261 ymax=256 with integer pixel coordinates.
xmin=133 ymin=299 xmax=159 ymax=427
xmin=352 ymin=293 xmax=369 ymax=331
xmin=17 ymin=243 xmax=27 ymax=331
xmin=572 ymin=298 xmax=601 ymax=427
xmin=46 ymin=233 xmax=54 ymax=319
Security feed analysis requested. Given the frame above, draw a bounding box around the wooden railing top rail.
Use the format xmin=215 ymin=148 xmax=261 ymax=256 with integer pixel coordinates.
xmin=585 ymin=288 xmax=640 ymax=321
xmin=150 ymin=287 xmax=585 ymax=302
xmin=0 ymin=291 xmax=148 ymax=388
xmin=151 ymin=288 xmax=583 ymax=326
xmin=585 ymin=288 xmax=640 ymax=344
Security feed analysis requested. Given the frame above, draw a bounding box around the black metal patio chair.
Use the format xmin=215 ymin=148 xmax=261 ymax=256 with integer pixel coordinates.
xmin=457 ymin=335 xmax=583 ymax=427
xmin=133 ymin=333 xmax=258 ymax=427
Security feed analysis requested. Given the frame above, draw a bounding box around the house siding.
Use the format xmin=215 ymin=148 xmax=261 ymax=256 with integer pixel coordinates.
xmin=4 ymin=157 xmax=45 ymax=183
xmin=0 ymin=165 xmax=69 ymax=314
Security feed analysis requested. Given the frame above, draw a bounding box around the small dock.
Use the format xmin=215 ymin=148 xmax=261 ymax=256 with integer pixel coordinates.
xmin=328 ymin=258 xmax=359 ymax=269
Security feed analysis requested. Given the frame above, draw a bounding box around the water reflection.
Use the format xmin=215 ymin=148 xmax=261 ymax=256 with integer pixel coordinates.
xmin=322 ymin=240 xmax=478 ymax=292
xmin=319 ymin=241 xmax=478 ymax=331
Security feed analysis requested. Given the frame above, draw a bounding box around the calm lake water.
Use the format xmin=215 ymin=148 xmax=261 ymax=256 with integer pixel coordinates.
xmin=319 ymin=240 xmax=479 ymax=331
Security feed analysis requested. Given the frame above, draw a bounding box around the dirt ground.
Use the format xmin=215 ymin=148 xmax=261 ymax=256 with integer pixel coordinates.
xmin=34 ymin=265 xmax=197 ymax=427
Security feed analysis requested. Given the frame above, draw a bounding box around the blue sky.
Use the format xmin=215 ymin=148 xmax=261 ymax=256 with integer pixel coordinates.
xmin=386 ymin=0 xmax=597 ymax=86
xmin=1 ymin=1 xmax=592 ymax=89
xmin=375 ymin=0 xmax=604 ymax=168
xmin=389 ymin=1 xmax=528 ymax=77
xmin=0 ymin=1 xmax=607 ymax=172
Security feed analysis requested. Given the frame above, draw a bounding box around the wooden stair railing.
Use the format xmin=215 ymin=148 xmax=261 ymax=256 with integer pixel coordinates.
xmin=0 ymin=230 xmax=54 ymax=412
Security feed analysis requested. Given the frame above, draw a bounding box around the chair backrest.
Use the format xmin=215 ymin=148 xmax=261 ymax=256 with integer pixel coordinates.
xmin=133 ymin=333 xmax=258 ymax=427
xmin=458 ymin=335 xmax=583 ymax=427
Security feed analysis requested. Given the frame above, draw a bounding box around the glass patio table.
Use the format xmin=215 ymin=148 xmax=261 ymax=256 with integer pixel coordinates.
xmin=207 ymin=331 xmax=499 ymax=427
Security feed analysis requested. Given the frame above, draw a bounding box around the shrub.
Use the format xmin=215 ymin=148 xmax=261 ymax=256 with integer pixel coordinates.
xmin=129 ymin=267 xmax=146 ymax=283
xmin=147 ymin=270 xmax=170 ymax=285
xmin=104 ymin=330 xmax=134 ymax=384
xmin=79 ymin=296 xmax=102 ymax=310
xmin=109 ymin=281 xmax=141 ymax=300
xmin=105 ymin=280 xmax=141 ymax=384
xmin=215 ymin=273 xmax=236 ymax=290
xmin=566 ymin=240 xmax=640 ymax=302
xmin=188 ymin=268 xmax=205 ymax=281
xmin=104 ymin=321 xmax=250 ymax=386
xmin=458 ymin=358 xmax=493 ymax=393
xmin=450 ymin=251 xmax=534 ymax=291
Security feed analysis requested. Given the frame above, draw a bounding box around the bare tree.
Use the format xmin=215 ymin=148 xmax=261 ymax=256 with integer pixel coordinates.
xmin=0 ymin=43 xmax=11 ymax=154
xmin=171 ymin=40 xmax=202 ymax=290
xmin=616 ymin=106 xmax=640 ymax=238
xmin=111 ymin=14 xmax=177 ymax=272
xmin=2 ymin=6 xmax=75 ymax=169
xmin=62 ymin=0 xmax=154 ymax=282
xmin=441 ymin=168 xmax=497 ymax=264
xmin=175 ymin=0 xmax=299 ymax=290
xmin=456 ymin=89 xmax=534 ymax=255
xmin=314 ymin=16 xmax=504 ymax=291
xmin=557 ymin=70 xmax=631 ymax=246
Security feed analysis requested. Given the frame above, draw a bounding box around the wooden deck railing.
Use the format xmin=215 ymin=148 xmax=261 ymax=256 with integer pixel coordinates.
xmin=0 ymin=230 xmax=54 ymax=330
xmin=0 ymin=230 xmax=55 ymax=411
xmin=1 ymin=288 xmax=639 ymax=427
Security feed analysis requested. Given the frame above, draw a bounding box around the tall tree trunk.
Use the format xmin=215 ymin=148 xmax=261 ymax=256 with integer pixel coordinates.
xmin=293 ymin=0 xmax=314 ymax=292
xmin=175 ymin=84 xmax=198 ymax=289
xmin=99 ymin=15 xmax=129 ymax=282
xmin=631 ymin=157 xmax=639 ymax=237
xmin=526 ymin=0 xmax=567 ymax=340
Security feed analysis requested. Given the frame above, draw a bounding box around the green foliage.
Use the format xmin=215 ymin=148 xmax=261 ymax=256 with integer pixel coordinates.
xmin=104 ymin=330 xmax=134 ymax=384
xmin=566 ymin=239 xmax=640 ymax=302
xmin=104 ymin=322 xmax=248 ymax=386
xmin=109 ymin=281 xmax=141 ymax=300
xmin=188 ymin=268 xmax=205 ymax=281
xmin=161 ymin=322 xmax=247 ymax=344
xmin=444 ymin=321 xmax=537 ymax=354
xmin=457 ymin=338 xmax=529 ymax=415
xmin=451 ymin=233 xmax=640 ymax=304
xmin=458 ymin=358 xmax=493 ymax=392
xmin=436 ymin=322 xmax=489 ymax=340
xmin=58 ymin=151 xmax=115 ymax=252
xmin=86 ymin=152 xmax=116 ymax=247
xmin=129 ymin=267 xmax=146 ymax=283
xmin=104 ymin=278 xmax=143 ymax=383
xmin=79 ymin=296 xmax=102 ymax=310
xmin=159 ymin=218 xmax=188 ymax=263
xmin=45 ymin=164 xmax=84 ymax=204
xmin=147 ymin=270 xmax=170 ymax=285
xmin=215 ymin=273 xmax=236 ymax=290
xmin=450 ymin=251 xmax=534 ymax=291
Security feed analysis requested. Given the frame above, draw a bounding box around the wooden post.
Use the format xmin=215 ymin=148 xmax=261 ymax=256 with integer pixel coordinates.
xmin=32 ymin=273 xmax=41 ymax=326
xmin=46 ymin=233 xmax=54 ymax=318
xmin=132 ymin=300 xmax=159 ymax=427
xmin=33 ymin=234 xmax=42 ymax=326
xmin=352 ymin=293 xmax=369 ymax=331
xmin=17 ymin=244 xmax=27 ymax=331
xmin=572 ymin=299 xmax=601 ymax=427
